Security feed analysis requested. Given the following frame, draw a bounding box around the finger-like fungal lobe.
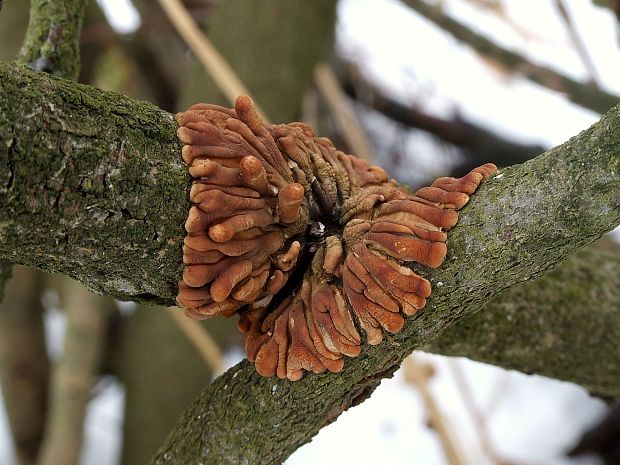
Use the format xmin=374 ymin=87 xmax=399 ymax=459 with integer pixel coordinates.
xmin=177 ymin=96 xmax=497 ymax=380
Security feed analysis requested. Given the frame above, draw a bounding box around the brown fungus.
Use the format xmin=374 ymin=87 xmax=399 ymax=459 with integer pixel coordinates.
xmin=176 ymin=96 xmax=497 ymax=380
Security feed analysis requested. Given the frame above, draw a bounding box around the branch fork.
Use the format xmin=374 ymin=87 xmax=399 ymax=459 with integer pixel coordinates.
xmin=176 ymin=95 xmax=497 ymax=380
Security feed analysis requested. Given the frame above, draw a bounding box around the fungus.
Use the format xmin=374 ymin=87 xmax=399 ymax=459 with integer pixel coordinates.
xmin=176 ymin=95 xmax=497 ymax=380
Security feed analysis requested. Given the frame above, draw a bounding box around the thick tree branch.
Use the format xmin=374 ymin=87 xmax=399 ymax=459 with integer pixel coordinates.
xmin=0 ymin=62 xmax=187 ymax=304
xmin=428 ymin=243 xmax=620 ymax=398
xmin=401 ymin=0 xmax=619 ymax=114
xmin=19 ymin=0 xmax=89 ymax=81
xmin=150 ymin=105 xmax=620 ymax=463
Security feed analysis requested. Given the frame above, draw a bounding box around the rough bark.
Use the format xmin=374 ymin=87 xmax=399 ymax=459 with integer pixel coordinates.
xmin=401 ymin=0 xmax=620 ymax=114
xmin=149 ymin=105 xmax=620 ymax=463
xmin=428 ymin=243 xmax=620 ymax=398
xmin=0 ymin=266 xmax=49 ymax=465
xmin=19 ymin=0 xmax=88 ymax=81
xmin=0 ymin=62 xmax=187 ymax=305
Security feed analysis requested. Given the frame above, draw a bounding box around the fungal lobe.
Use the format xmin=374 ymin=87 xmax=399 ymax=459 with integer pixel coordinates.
xmin=176 ymin=95 xmax=497 ymax=380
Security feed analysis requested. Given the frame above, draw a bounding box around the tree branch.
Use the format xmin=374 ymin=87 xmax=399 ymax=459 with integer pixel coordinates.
xmin=0 ymin=62 xmax=187 ymax=304
xmin=36 ymin=279 xmax=116 ymax=465
xmin=428 ymin=243 xmax=620 ymax=398
xmin=150 ymin=105 xmax=620 ymax=463
xmin=19 ymin=0 xmax=89 ymax=81
xmin=400 ymin=0 xmax=619 ymax=114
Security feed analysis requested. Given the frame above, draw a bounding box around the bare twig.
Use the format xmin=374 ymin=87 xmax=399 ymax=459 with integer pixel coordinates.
xmin=167 ymin=307 xmax=224 ymax=373
xmin=448 ymin=359 xmax=499 ymax=464
xmin=339 ymin=60 xmax=545 ymax=170
xmin=314 ymin=62 xmax=375 ymax=162
xmin=553 ymin=0 xmax=602 ymax=86
xmin=404 ymin=357 xmax=468 ymax=465
xmin=400 ymin=0 xmax=619 ymax=113
xmin=157 ymin=0 xmax=269 ymax=122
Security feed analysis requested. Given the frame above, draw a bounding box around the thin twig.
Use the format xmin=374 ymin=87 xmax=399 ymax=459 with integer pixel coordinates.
xmin=401 ymin=0 xmax=619 ymax=114
xmin=157 ymin=0 xmax=269 ymax=122
xmin=167 ymin=307 xmax=224 ymax=374
xmin=404 ymin=357 xmax=468 ymax=465
xmin=553 ymin=0 xmax=602 ymax=87
xmin=339 ymin=60 xmax=545 ymax=169
xmin=314 ymin=62 xmax=375 ymax=162
xmin=448 ymin=358 xmax=499 ymax=464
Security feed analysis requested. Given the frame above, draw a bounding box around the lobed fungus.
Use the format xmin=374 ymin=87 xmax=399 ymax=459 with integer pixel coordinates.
xmin=176 ymin=95 xmax=497 ymax=380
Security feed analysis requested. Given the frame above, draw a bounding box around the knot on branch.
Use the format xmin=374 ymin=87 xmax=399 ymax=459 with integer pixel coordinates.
xmin=176 ymin=95 xmax=496 ymax=380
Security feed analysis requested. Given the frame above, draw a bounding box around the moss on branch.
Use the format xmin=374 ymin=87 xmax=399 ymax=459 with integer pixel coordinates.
xmin=151 ymin=105 xmax=620 ymax=464
xmin=0 ymin=62 xmax=188 ymax=304
xmin=19 ymin=0 xmax=88 ymax=81
xmin=428 ymin=243 xmax=620 ymax=398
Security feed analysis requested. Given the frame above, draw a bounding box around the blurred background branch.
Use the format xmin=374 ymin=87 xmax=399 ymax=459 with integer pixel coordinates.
xmin=400 ymin=0 xmax=620 ymax=114
xmin=36 ymin=280 xmax=116 ymax=465
xmin=427 ymin=241 xmax=620 ymax=398
xmin=0 ymin=267 xmax=49 ymax=465
xmin=19 ymin=0 xmax=89 ymax=80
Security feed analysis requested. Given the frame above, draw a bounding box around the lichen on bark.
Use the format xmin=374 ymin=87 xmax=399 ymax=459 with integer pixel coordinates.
xmin=0 ymin=62 xmax=188 ymax=304
xmin=428 ymin=242 xmax=620 ymax=398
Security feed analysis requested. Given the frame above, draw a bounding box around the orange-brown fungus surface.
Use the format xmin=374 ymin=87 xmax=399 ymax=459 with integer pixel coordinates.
xmin=176 ymin=95 xmax=497 ymax=381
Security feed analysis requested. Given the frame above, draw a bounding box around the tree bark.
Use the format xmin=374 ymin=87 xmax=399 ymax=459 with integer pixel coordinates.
xmin=427 ymin=242 xmax=620 ymax=398
xmin=0 ymin=62 xmax=187 ymax=304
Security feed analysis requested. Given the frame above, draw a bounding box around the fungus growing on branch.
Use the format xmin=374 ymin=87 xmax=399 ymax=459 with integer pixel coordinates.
xmin=176 ymin=95 xmax=497 ymax=380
